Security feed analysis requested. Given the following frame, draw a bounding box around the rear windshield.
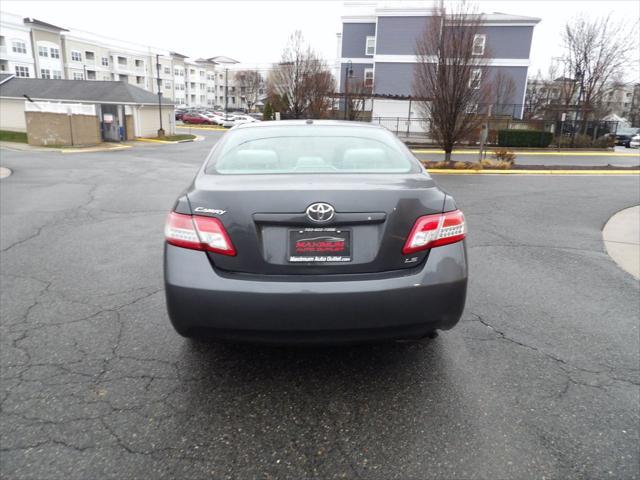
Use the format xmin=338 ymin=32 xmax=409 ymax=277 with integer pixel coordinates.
xmin=205 ymin=125 xmax=418 ymax=175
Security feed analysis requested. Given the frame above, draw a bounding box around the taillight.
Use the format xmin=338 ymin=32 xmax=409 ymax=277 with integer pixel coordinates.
xmin=402 ymin=210 xmax=466 ymax=254
xmin=165 ymin=212 xmax=236 ymax=256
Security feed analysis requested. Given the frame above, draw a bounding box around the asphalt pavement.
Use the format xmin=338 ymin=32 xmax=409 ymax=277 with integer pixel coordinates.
xmin=1 ymin=130 xmax=639 ymax=479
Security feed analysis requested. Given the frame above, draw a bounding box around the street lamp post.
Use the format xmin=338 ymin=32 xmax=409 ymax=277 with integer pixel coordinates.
xmin=343 ymin=60 xmax=353 ymax=120
xmin=156 ymin=54 xmax=164 ymax=137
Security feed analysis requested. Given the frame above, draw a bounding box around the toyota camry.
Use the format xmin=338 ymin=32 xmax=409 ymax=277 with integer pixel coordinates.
xmin=164 ymin=120 xmax=468 ymax=344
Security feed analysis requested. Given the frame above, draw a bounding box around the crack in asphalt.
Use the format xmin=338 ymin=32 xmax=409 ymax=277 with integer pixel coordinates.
xmin=466 ymin=312 xmax=640 ymax=393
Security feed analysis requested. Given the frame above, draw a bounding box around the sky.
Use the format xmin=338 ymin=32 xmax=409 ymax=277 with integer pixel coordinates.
xmin=3 ymin=0 xmax=639 ymax=80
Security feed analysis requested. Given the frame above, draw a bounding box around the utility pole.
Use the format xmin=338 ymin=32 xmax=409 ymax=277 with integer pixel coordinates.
xmin=343 ymin=60 xmax=352 ymax=120
xmin=156 ymin=54 xmax=164 ymax=137
xmin=224 ymin=68 xmax=228 ymax=114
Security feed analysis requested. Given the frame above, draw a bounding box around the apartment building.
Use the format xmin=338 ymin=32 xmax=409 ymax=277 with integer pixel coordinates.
xmin=0 ymin=12 xmax=36 ymax=78
xmin=0 ymin=11 xmax=263 ymax=110
xmin=527 ymin=77 xmax=640 ymax=124
xmin=338 ymin=4 xmax=540 ymax=118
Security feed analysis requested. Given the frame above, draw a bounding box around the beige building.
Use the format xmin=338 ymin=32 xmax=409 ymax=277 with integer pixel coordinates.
xmin=1 ymin=11 xmax=267 ymax=110
xmin=0 ymin=74 xmax=175 ymax=143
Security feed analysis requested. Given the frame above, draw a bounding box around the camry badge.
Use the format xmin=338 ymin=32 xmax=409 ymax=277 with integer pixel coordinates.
xmin=194 ymin=206 xmax=226 ymax=215
xmin=306 ymin=203 xmax=335 ymax=223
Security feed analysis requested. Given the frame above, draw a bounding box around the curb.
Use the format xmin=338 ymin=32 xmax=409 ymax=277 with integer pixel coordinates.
xmin=603 ymin=205 xmax=640 ymax=279
xmin=176 ymin=125 xmax=227 ymax=131
xmin=0 ymin=166 xmax=12 ymax=179
xmin=412 ymin=149 xmax=640 ymax=157
xmin=426 ymin=169 xmax=640 ymax=175
xmin=60 ymin=144 xmax=132 ymax=154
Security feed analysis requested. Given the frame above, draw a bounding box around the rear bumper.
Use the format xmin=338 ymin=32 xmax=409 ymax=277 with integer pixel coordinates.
xmin=164 ymin=242 xmax=467 ymax=344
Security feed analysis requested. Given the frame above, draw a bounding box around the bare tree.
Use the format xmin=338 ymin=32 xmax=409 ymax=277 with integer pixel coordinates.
xmin=413 ymin=1 xmax=493 ymax=163
xmin=561 ymin=14 xmax=638 ymax=121
xmin=491 ymin=70 xmax=516 ymax=115
xmin=345 ymin=80 xmax=372 ymax=120
xmin=524 ymin=71 xmax=548 ymax=119
xmin=304 ymin=70 xmax=336 ymax=119
xmin=267 ymin=31 xmax=335 ymax=119
xmin=235 ymin=70 xmax=263 ymax=113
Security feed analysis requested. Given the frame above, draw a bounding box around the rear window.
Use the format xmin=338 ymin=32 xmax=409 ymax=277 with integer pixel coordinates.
xmin=206 ymin=125 xmax=418 ymax=175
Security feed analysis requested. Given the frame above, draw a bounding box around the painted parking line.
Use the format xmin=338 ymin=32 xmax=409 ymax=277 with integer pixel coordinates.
xmin=426 ymin=169 xmax=640 ymax=175
xmin=412 ymin=149 xmax=640 ymax=157
xmin=176 ymin=125 xmax=227 ymax=131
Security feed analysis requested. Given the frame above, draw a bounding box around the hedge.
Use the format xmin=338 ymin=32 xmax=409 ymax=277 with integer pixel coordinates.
xmin=498 ymin=130 xmax=553 ymax=148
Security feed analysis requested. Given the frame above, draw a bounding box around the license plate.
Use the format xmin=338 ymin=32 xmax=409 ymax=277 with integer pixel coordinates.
xmin=288 ymin=228 xmax=351 ymax=263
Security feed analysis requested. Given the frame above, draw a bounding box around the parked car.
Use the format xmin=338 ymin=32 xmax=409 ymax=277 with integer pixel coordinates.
xmin=232 ymin=115 xmax=259 ymax=126
xmin=630 ymin=134 xmax=640 ymax=149
xmin=218 ymin=115 xmax=237 ymax=128
xmin=203 ymin=113 xmax=225 ymax=125
xmin=163 ymin=120 xmax=468 ymax=344
xmin=182 ymin=112 xmax=214 ymax=125
xmin=614 ymin=127 xmax=640 ymax=147
xmin=175 ymin=109 xmax=187 ymax=121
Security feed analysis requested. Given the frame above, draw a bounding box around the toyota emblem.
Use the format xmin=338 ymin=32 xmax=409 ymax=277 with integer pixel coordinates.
xmin=306 ymin=202 xmax=335 ymax=223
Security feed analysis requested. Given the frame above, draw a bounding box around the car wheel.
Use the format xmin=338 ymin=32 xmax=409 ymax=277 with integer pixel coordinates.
xmin=625 ymin=142 xmax=630 ymax=148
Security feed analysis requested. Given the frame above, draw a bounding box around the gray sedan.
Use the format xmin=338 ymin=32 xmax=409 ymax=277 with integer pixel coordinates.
xmin=163 ymin=120 xmax=468 ymax=344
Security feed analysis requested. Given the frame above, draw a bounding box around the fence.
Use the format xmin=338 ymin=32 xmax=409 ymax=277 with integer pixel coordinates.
xmin=371 ymin=117 xmax=431 ymax=137
xmin=368 ymin=116 xmax=620 ymax=145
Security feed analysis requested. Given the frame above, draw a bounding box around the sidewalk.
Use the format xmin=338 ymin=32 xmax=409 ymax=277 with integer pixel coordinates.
xmin=603 ymin=205 xmax=640 ymax=279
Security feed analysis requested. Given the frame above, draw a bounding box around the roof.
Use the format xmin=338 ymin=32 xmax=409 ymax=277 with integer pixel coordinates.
xmin=207 ymin=56 xmax=240 ymax=64
xmin=23 ymin=17 xmax=68 ymax=31
xmin=234 ymin=119 xmax=382 ymax=130
xmin=0 ymin=77 xmax=174 ymax=105
xmin=171 ymin=52 xmax=189 ymax=59
xmin=0 ymin=73 xmax=15 ymax=85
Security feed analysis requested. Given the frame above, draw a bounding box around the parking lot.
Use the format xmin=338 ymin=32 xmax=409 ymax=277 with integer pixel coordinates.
xmin=1 ymin=130 xmax=639 ymax=479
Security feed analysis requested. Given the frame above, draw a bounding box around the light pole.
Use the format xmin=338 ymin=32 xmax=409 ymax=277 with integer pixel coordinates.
xmin=343 ymin=60 xmax=353 ymax=120
xmin=156 ymin=54 xmax=164 ymax=137
xmin=224 ymin=68 xmax=228 ymax=114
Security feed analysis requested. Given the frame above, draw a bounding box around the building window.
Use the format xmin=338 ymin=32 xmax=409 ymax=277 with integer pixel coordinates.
xmin=164 ymin=80 xmax=171 ymax=89
xmin=164 ymin=66 xmax=171 ymax=75
xmin=101 ymin=57 xmax=109 ymax=66
xmin=38 ymin=46 xmax=48 ymax=57
xmin=50 ymin=47 xmax=60 ymax=59
xmin=71 ymin=50 xmax=82 ymax=62
xmin=73 ymin=72 xmax=84 ymax=80
xmin=469 ymin=69 xmax=482 ymax=89
xmin=472 ymin=34 xmax=486 ymax=56
xmin=85 ymin=51 xmax=95 ymax=62
xmin=135 ymin=59 xmax=143 ymax=68
xmin=365 ymin=36 xmax=375 ymax=55
xmin=40 ymin=68 xmax=51 ymax=78
xmin=14 ymin=65 xmax=29 ymax=77
xmin=52 ymin=70 xmax=62 ymax=79
xmin=364 ymin=68 xmax=374 ymax=87
xmin=465 ymin=103 xmax=478 ymax=114
xmin=12 ymin=40 xmax=27 ymax=54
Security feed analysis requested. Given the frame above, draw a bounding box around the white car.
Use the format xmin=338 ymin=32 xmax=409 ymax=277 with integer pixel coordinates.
xmin=219 ymin=115 xmax=237 ymax=128
xmin=231 ymin=115 xmax=259 ymax=126
xmin=203 ymin=113 xmax=225 ymax=125
xmin=630 ymin=134 xmax=640 ymax=149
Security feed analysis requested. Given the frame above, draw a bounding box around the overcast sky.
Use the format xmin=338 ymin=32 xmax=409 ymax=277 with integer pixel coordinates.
xmin=3 ymin=0 xmax=639 ymax=80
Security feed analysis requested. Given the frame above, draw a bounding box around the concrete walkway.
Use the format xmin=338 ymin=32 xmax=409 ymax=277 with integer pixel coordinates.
xmin=603 ymin=205 xmax=640 ymax=279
